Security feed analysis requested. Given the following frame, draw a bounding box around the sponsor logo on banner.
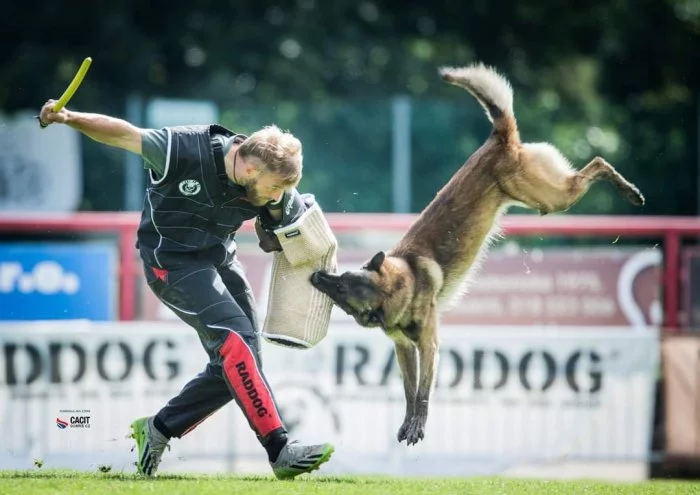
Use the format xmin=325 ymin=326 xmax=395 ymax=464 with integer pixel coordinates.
xmin=0 ymin=243 xmax=117 ymax=321
xmin=56 ymin=410 xmax=91 ymax=429
xmin=445 ymin=246 xmax=662 ymax=327
xmin=1 ymin=334 xmax=184 ymax=392
xmin=334 ymin=344 xmax=605 ymax=397
xmin=0 ymin=260 xmax=80 ymax=294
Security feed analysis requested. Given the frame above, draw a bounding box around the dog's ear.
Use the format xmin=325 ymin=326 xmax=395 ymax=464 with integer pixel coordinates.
xmin=367 ymin=251 xmax=386 ymax=272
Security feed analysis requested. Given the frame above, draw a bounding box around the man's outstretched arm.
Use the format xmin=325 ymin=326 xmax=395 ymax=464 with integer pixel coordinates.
xmin=39 ymin=99 xmax=143 ymax=155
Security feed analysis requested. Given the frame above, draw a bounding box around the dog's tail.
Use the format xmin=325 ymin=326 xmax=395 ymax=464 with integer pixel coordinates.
xmin=439 ymin=63 xmax=518 ymax=143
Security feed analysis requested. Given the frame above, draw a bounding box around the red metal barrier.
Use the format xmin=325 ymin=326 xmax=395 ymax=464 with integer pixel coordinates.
xmin=1 ymin=213 xmax=699 ymax=330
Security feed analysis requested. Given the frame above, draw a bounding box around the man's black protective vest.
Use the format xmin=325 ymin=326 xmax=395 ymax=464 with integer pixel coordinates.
xmin=137 ymin=124 xmax=261 ymax=267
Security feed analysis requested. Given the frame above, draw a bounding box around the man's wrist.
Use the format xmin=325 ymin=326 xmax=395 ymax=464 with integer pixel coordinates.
xmin=63 ymin=110 xmax=77 ymax=126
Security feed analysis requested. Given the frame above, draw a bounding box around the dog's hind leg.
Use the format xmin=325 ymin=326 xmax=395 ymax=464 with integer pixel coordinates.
xmin=514 ymin=147 xmax=645 ymax=213
xmin=561 ymin=156 xmax=645 ymax=209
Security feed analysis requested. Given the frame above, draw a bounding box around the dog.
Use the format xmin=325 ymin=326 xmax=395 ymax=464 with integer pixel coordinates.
xmin=310 ymin=63 xmax=645 ymax=446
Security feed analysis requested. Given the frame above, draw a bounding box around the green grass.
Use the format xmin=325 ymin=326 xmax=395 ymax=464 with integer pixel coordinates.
xmin=0 ymin=470 xmax=699 ymax=495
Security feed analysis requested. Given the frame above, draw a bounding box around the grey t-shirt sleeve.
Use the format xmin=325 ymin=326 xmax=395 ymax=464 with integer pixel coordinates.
xmin=140 ymin=128 xmax=170 ymax=179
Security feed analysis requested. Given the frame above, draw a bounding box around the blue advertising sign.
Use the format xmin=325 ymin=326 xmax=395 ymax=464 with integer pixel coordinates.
xmin=0 ymin=243 xmax=117 ymax=321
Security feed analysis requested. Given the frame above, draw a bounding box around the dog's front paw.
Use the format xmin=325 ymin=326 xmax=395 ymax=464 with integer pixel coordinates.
xmin=397 ymin=415 xmax=426 ymax=446
xmin=397 ymin=418 xmax=411 ymax=443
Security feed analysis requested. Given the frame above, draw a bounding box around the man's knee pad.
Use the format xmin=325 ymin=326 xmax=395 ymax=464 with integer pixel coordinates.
xmin=218 ymin=331 xmax=283 ymax=438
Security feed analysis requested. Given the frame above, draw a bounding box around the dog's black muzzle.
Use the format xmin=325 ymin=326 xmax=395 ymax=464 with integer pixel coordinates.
xmin=310 ymin=270 xmax=356 ymax=315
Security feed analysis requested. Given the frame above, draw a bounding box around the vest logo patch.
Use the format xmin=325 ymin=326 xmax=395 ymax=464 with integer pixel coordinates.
xmin=179 ymin=179 xmax=201 ymax=196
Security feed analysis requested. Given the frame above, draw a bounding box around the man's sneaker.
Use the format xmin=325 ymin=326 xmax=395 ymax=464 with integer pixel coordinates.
xmin=270 ymin=440 xmax=334 ymax=480
xmin=130 ymin=416 xmax=170 ymax=476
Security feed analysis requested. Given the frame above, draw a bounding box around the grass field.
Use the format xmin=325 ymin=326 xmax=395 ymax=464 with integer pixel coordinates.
xmin=1 ymin=470 xmax=699 ymax=495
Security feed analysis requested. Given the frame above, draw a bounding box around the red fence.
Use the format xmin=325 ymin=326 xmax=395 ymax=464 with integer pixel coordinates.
xmin=1 ymin=213 xmax=699 ymax=330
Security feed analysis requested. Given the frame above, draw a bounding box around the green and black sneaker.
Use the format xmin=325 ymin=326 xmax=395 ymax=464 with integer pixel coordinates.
xmin=130 ymin=416 xmax=170 ymax=477
xmin=270 ymin=440 xmax=334 ymax=480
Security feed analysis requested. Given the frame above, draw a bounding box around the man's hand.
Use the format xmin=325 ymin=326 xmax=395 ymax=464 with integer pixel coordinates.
xmin=255 ymin=190 xmax=318 ymax=253
xmin=39 ymin=99 xmax=69 ymax=127
xmin=255 ymin=217 xmax=283 ymax=252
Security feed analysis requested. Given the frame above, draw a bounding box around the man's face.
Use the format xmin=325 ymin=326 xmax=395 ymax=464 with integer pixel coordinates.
xmin=244 ymin=169 xmax=286 ymax=206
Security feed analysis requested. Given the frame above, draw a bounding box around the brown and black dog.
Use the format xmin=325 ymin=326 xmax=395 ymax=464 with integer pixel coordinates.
xmin=310 ymin=63 xmax=644 ymax=446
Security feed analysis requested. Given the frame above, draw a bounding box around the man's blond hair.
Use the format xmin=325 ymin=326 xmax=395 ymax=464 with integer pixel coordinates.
xmin=238 ymin=125 xmax=303 ymax=187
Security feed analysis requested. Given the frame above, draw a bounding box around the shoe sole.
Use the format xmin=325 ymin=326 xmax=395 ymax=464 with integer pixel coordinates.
xmin=274 ymin=444 xmax=335 ymax=480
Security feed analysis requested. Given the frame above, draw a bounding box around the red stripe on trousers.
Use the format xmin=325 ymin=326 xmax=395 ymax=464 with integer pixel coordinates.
xmin=180 ymin=410 xmax=217 ymax=438
xmin=220 ymin=332 xmax=283 ymax=438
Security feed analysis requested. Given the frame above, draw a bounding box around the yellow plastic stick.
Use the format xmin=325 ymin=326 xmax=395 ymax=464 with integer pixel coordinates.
xmin=52 ymin=56 xmax=92 ymax=112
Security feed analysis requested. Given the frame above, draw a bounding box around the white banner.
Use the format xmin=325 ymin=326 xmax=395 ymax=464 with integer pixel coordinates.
xmin=0 ymin=321 xmax=659 ymax=478
xmin=253 ymin=324 xmax=660 ymax=478
xmin=0 ymin=111 xmax=82 ymax=212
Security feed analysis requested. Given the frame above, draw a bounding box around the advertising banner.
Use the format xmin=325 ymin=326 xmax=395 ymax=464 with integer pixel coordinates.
xmin=0 ymin=243 xmax=117 ymax=321
xmin=139 ymin=246 xmax=662 ymax=328
xmin=0 ymin=321 xmax=658 ymax=478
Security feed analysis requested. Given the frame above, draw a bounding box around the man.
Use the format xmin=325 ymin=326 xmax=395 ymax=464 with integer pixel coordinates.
xmin=38 ymin=99 xmax=335 ymax=479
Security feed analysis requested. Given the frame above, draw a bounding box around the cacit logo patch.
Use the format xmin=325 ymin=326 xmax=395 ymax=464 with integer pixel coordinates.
xmin=179 ymin=179 xmax=201 ymax=196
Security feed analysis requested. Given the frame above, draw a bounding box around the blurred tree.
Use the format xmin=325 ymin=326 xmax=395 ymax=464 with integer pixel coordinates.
xmin=1 ymin=0 xmax=697 ymax=214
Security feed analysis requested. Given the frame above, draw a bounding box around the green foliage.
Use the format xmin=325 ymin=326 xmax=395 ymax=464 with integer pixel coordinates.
xmin=220 ymin=99 xmax=394 ymax=212
xmin=2 ymin=0 xmax=697 ymax=214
